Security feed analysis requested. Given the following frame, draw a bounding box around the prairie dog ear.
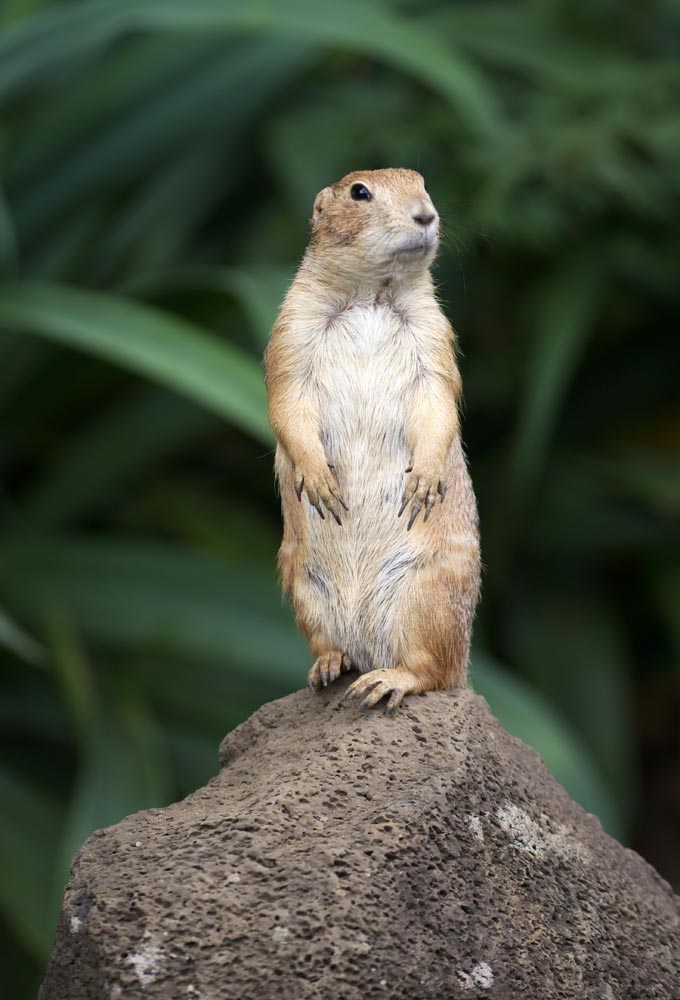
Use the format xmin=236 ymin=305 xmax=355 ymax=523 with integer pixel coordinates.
xmin=312 ymin=185 xmax=335 ymax=221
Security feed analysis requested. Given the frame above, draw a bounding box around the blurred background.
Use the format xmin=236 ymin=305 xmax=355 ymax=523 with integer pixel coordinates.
xmin=0 ymin=0 xmax=678 ymax=994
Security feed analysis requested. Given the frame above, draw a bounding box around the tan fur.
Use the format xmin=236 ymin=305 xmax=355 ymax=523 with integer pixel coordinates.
xmin=264 ymin=168 xmax=481 ymax=711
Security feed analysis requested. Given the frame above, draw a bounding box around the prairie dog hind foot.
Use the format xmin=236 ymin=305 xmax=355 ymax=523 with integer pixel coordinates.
xmin=344 ymin=666 xmax=427 ymax=714
xmin=308 ymin=651 xmax=353 ymax=691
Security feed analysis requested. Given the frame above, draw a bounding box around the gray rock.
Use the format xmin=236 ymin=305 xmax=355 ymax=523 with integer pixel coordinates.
xmin=40 ymin=679 xmax=680 ymax=999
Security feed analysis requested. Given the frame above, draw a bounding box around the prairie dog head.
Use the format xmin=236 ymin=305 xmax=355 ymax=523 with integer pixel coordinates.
xmin=307 ymin=168 xmax=439 ymax=287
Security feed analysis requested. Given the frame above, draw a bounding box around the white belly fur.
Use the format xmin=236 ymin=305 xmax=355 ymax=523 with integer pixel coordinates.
xmin=301 ymin=302 xmax=423 ymax=672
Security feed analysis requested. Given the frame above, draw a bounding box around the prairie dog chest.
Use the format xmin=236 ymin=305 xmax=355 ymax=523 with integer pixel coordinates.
xmin=310 ymin=301 xmax=420 ymax=457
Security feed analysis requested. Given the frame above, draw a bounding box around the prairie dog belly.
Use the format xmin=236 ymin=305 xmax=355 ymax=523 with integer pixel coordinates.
xmin=303 ymin=303 xmax=421 ymax=670
xmin=319 ymin=303 xmax=414 ymax=499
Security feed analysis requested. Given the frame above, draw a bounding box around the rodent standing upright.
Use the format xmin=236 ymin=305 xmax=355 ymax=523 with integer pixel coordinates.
xmin=265 ymin=168 xmax=480 ymax=711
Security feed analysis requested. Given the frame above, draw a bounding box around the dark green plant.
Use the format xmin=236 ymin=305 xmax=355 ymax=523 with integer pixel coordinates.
xmin=1 ymin=1 xmax=678 ymax=994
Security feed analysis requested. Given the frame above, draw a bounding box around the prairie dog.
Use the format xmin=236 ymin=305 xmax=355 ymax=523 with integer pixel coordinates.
xmin=265 ymin=168 xmax=480 ymax=711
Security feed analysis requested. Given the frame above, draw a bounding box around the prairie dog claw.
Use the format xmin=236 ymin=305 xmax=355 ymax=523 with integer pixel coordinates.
xmin=294 ymin=461 xmax=347 ymax=525
xmin=399 ymin=466 xmax=446 ymax=529
xmin=345 ymin=667 xmax=420 ymax=713
xmin=309 ymin=651 xmax=352 ymax=691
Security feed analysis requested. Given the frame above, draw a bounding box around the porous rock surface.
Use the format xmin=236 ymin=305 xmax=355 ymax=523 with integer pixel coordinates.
xmin=41 ymin=678 xmax=680 ymax=999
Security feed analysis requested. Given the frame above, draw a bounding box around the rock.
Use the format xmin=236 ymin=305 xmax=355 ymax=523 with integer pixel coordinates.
xmin=40 ymin=678 xmax=680 ymax=999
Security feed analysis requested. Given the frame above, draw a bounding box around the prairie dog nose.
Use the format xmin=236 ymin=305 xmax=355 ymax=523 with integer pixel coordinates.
xmin=411 ymin=198 xmax=437 ymax=227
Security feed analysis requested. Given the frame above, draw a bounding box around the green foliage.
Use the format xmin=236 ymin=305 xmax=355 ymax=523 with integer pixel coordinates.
xmin=1 ymin=1 xmax=678 ymax=994
xmin=0 ymin=283 xmax=270 ymax=439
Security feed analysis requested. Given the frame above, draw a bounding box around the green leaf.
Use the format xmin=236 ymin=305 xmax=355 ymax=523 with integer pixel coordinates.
xmin=13 ymin=387 xmax=214 ymax=530
xmin=424 ymin=4 xmax=654 ymax=94
xmin=26 ymin=205 xmax=104 ymax=281
xmin=528 ymin=454 xmax=672 ymax=559
xmin=471 ymin=651 xmax=623 ymax=839
xmin=164 ymin=725 xmax=224 ymax=794
xmin=135 ymin=480 xmax=281 ymax=567
xmin=44 ymin=610 xmax=98 ymax=744
xmin=8 ymin=35 xmax=214 ymax=180
xmin=0 ymin=0 xmax=52 ymax=30
xmin=0 ymin=332 xmax=52 ymax=414
xmin=0 ymin=681 xmax=69 ymax=744
xmin=141 ymin=657 xmax=290 ymax=738
xmin=0 ymin=185 xmax=17 ymax=276
xmin=655 ymin=571 xmax=680 ymax=665
xmin=127 ymin=265 xmax=293 ymax=351
xmin=56 ymin=694 xmax=171 ymax=880
xmin=3 ymin=536 xmax=307 ymax=684
xmin=0 ymin=0 xmax=499 ymax=134
xmin=0 ymin=604 xmax=44 ymax=665
xmin=0 ymin=282 xmax=272 ymax=443
xmin=509 ymin=251 xmax=604 ymax=502
xmin=0 ymin=765 xmax=61 ymax=958
xmin=0 ymin=2 xmax=120 ymax=98
xmin=505 ymin=584 xmax=635 ymax=812
xmin=597 ymin=450 xmax=680 ymax=517
xmin=12 ymin=37 xmax=312 ymax=241
xmin=90 ymin=150 xmax=229 ymax=284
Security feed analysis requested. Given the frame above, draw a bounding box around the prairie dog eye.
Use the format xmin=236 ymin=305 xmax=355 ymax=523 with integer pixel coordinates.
xmin=350 ymin=183 xmax=372 ymax=202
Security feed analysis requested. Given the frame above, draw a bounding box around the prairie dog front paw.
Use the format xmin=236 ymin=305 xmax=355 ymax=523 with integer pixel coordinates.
xmin=399 ymin=464 xmax=446 ymax=529
xmin=294 ymin=458 xmax=348 ymax=525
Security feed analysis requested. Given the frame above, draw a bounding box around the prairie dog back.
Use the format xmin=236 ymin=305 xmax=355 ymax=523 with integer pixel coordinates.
xmin=265 ymin=168 xmax=480 ymax=711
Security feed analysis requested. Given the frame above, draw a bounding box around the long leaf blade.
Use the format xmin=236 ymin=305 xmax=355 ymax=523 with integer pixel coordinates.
xmin=3 ymin=536 xmax=306 ymax=684
xmin=0 ymin=0 xmax=499 ymax=134
xmin=0 ymin=282 xmax=272 ymax=443
xmin=13 ymin=388 xmax=213 ymax=529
